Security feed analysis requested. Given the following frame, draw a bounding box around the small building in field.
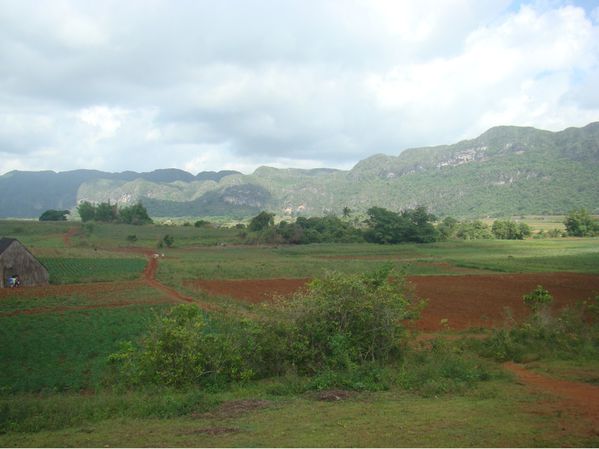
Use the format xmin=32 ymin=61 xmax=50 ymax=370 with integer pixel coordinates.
xmin=0 ymin=238 xmax=49 ymax=288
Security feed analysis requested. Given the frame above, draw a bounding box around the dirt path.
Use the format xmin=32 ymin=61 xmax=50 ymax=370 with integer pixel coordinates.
xmin=62 ymin=227 xmax=78 ymax=246
xmin=139 ymin=252 xmax=220 ymax=312
xmin=504 ymin=362 xmax=599 ymax=433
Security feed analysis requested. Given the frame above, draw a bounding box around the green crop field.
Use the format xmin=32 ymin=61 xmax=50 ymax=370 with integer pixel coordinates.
xmin=0 ymin=305 xmax=172 ymax=393
xmin=1 ymin=219 xmax=599 ymax=447
xmin=40 ymin=257 xmax=147 ymax=284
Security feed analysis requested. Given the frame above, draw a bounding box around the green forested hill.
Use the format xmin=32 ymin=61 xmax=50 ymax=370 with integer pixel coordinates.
xmin=1 ymin=123 xmax=598 ymax=218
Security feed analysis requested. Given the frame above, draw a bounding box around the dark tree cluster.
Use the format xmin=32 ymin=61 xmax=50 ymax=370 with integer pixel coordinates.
xmin=363 ymin=206 xmax=438 ymax=244
xmin=39 ymin=209 xmax=70 ymax=221
xmin=246 ymin=205 xmax=438 ymax=245
xmin=76 ymin=201 xmax=153 ymax=225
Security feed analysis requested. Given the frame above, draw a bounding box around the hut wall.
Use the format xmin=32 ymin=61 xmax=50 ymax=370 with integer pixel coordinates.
xmin=0 ymin=242 xmax=49 ymax=287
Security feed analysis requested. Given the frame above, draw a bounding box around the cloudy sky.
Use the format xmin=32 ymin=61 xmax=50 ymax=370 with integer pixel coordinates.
xmin=1 ymin=0 xmax=598 ymax=175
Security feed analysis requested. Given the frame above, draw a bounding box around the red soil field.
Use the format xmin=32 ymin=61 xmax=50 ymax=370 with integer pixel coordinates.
xmin=186 ymin=273 xmax=599 ymax=331
xmin=0 ymin=280 xmax=148 ymax=300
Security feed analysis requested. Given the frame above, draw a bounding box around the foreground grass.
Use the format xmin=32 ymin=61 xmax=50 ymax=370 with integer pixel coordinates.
xmin=1 ymin=380 xmax=597 ymax=447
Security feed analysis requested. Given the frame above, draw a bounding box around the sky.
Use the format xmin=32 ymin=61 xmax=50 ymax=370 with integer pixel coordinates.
xmin=1 ymin=0 xmax=598 ymax=176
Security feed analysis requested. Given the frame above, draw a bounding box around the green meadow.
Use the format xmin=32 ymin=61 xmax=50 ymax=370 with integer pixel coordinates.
xmin=0 ymin=220 xmax=598 ymax=447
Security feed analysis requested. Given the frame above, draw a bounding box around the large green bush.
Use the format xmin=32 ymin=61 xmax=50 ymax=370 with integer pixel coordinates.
xmin=109 ymin=266 xmax=423 ymax=389
xmin=278 ymin=266 xmax=423 ymax=373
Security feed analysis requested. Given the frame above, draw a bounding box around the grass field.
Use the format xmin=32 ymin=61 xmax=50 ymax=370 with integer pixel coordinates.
xmin=1 ymin=220 xmax=599 ymax=446
xmin=155 ymin=238 xmax=599 ymax=289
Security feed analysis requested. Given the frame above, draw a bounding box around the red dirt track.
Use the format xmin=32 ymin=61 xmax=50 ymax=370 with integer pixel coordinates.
xmin=505 ymin=362 xmax=599 ymax=431
xmin=186 ymin=273 xmax=599 ymax=331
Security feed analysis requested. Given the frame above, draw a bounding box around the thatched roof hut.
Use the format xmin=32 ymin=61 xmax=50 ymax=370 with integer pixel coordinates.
xmin=0 ymin=238 xmax=49 ymax=288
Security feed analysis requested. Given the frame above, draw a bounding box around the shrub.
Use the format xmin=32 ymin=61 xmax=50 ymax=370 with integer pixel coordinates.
xmin=109 ymin=267 xmax=423 ymax=390
xmin=108 ymin=306 xmax=255 ymax=388
xmin=162 ymin=234 xmax=174 ymax=248
xmin=523 ymin=285 xmax=553 ymax=312
xmin=474 ymin=288 xmax=599 ymax=362
xmin=277 ymin=265 xmax=424 ymax=373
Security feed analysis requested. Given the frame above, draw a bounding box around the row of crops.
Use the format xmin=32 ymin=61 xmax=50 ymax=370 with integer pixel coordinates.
xmin=39 ymin=258 xmax=147 ymax=284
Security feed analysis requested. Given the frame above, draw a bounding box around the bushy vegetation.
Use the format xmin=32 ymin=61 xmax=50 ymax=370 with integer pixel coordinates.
xmin=474 ymin=286 xmax=599 ymax=362
xmin=38 ymin=209 xmax=70 ymax=221
xmin=364 ymin=206 xmax=438 ymax=244
xmin=491 ymin=220 xmax=531 ymax=240
xmin=438 ymin=218 xmax=493 ymax=240
xmin=242 ymin=208 xmax=578 ymax=245
xmin=564 ymin=208 xmax=599 ymax=237
xmin=77 ymin=201 xmax=153 ymax=225
xmin=245 ymin=206 xmax=439 ymax=245
xmin=109 ymin=267 xmax=423 ymax=390
xmin=249 ymin=215 xmax=363 ymax=244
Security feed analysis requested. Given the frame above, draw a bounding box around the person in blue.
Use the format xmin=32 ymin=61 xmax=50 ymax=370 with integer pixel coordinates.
xmin=7 ymin=275 xmax=15 ymax=288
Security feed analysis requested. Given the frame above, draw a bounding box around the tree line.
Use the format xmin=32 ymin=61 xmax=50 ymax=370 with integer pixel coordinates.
xmin=76 ymin=201 xmax=153 ymax=225
xmin=244 ymin=206 xmax=599 ymax=244
xmin=39 ymin=201 xmax=598 ymax=242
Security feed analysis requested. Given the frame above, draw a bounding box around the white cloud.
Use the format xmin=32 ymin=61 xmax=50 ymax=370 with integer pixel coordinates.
xmin=365 ymin=3 xmax=599 ymax=145
xmin=77 ymin=106 xmax=127 ymax=141
xmin=0 ymin=0 xmax=598 ymax=175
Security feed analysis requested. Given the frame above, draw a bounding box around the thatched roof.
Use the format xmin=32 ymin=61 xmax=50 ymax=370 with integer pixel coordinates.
xmin=0 ymin=237 xmax=17 ymax=255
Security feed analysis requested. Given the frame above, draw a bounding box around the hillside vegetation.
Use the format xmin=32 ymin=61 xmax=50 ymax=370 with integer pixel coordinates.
xmin=0 ymin=122 xmax=598 ymax=218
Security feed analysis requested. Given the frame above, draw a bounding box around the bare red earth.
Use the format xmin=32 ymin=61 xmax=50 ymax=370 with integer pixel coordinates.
xmin=505 ymin=362 xmax=599 ymax=433
xmin=0 ymin=280 xmax=148 ymax=300
xmin=185 ymin=273 xmax=599 ymax=331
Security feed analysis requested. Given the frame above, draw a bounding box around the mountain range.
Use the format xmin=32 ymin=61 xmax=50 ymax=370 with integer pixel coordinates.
xmin=1 ymin=122 xmax=598 ymax=219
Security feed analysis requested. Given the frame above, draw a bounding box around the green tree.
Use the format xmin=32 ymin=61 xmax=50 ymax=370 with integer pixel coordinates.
xmin=364 ymin=206 xmax=438 ymax=244
xmin=564 ymin=208 xmax=598 ymax=237
xmin=77 ymin=201 xmax=96 ymax=222
xmin=162 ymin=234 xmax=174 ymax=248
xmin=248 ymin=211 xmax=275 ymax=232
xmin=454 ymin=220 xmax=493 ymax=240
xmin=95 ymin=202 xmax=118 ymax=222
xmin=39 ymin=209 xmax=70 ymax=221
xmin=492 ymin=220 xmax=531 ymax=240
xmin=437 ymin=216 xmax=458 ymax=240
xmin=119 ymin=202 xmax=153 ymax=225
